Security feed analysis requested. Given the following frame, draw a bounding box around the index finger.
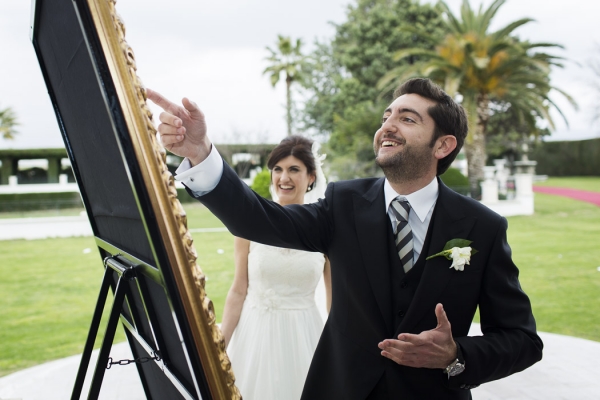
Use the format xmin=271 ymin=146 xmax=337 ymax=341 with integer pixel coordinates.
xmin=146 ymin=88 xmax=178 ymax=114
xmin=397 ymin=333 xmax=426 ymax=346
xmin=380 ymin=338 xmax=414 ymax=351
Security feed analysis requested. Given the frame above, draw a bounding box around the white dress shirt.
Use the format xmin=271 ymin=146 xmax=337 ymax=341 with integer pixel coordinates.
xmin=175 ymin=145 xmax=224 ymax=196
xmin=383 ymin=178 xmax=438 ymax=263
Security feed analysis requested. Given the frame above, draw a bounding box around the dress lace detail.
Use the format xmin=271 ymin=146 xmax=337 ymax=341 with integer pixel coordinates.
xmin=227 ymin=242 xmax=326 ymax=400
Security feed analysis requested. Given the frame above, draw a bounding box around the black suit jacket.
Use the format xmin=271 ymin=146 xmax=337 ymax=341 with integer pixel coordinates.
xmin=195 ymin=162 xmax=543 ymax=400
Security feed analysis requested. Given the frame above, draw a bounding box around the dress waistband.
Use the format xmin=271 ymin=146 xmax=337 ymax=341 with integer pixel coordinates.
xmin=246 ymin=289 xmax=316 ymax=311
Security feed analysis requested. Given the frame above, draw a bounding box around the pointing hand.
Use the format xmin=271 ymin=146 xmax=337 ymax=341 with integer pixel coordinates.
xmin=146 ymin=88 xmax=211 ymax=165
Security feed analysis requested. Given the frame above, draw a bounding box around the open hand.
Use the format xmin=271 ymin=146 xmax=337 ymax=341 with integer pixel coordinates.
xmin=378 ymin=303 xmax=457 ymax=369
xmin=146 ymin=88 xmax=211 ymax=165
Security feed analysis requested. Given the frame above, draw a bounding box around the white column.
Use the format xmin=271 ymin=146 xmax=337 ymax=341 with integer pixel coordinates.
xmin=480 ymin=166 xmax=498 ymax=204
xmin=480 ymin=179 xmax=499 ymax=204
xmin=494 ymin=159 xmax=508 ymax=196
xmin=515 ymin=173 xmax=534 ymax=215
xmin=515 ymin=173 xmax=533 ymax=197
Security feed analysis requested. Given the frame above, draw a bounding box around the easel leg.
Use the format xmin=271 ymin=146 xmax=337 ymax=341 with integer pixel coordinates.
xmin=71 ymin=267 xmax=113 ymax=400
xmin=87 ymin=274 xmax=129 ymax=399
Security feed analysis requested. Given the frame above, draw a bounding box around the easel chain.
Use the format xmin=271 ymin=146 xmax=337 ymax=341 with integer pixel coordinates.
xmin=106 ymin=352 xmax=161 ymax=369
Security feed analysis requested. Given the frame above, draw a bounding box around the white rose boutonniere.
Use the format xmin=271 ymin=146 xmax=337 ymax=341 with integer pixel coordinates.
xmin=426 ymin=239 xmax=478 ymax=271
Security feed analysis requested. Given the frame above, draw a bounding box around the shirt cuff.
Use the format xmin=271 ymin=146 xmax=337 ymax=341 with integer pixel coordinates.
xmin=174 ymin=145 xmax=224 ymax=196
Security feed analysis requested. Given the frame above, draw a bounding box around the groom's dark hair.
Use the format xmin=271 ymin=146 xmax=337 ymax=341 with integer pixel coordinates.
xmin=394 ymin=78 xmax=468 ymax=175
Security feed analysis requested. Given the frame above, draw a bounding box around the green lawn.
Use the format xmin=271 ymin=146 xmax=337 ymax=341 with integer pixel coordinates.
xmin=1 ymin=184 xmax=600 ymax=377
xmin=0 ymin=236 xmax=112 ymax=376
xmin=0 ymin=203 xmax=234 ymax=377
xmin=535 ymin=176 xmax=600 ymax=192
xmin=506 ymin=193 xmax=600 ymax=341
xmin=178 ymin=203 xmax=236 ymax=319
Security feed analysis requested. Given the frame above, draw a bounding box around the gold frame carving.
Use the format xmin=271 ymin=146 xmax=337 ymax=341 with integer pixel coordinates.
xmin=85 ymin=0 xmax=240 ymax=398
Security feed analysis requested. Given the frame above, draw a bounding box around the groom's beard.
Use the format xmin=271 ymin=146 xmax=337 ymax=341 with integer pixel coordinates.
xmin=375 ymin=141 xmax=434 ymax=184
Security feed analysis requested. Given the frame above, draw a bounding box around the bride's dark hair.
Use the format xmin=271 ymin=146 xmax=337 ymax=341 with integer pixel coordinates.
xmin=267 ymin=135 xmax=316 ymax=190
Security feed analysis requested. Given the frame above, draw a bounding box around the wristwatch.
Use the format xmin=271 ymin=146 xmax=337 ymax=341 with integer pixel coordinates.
xmin=444 ymin=358 xmax=465 ymax=376
xmin=444 ymin=343 xmax=465 ymax=377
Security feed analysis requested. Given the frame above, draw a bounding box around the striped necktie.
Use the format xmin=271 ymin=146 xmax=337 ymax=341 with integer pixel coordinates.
xmin=389 ymin=198 xmax=414 ymax=273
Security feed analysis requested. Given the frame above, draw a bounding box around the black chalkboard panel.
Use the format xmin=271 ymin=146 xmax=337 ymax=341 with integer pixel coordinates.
xmin=30 ymin=0 xmax=239 ymax=398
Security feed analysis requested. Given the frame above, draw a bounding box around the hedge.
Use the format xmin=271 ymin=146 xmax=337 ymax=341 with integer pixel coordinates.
xmin=440 ymin=167 xmax=470 ymax=196
xmin=0 ymin=192 xmax=83 ymax=212
xmin=250 ymin=169 xmax=271 ymax=200
xmin=532 ymin=138 xmax=600 ymax=176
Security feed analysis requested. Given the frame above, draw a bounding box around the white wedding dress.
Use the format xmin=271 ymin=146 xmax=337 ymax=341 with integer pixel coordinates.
xmin=227 ymin=241 xmax=326 ymax=400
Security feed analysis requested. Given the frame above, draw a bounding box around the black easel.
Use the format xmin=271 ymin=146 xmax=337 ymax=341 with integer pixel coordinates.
xmin=71 ymin=256 xmax=135 ymax=400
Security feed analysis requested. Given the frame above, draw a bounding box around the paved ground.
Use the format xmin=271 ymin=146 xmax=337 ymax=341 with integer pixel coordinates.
xmin=469 ymin=325 xmax=600 ymax=400
xmin=0 ymin=217 xmax=233 ymax=241
xmin=0 ymin=215 xmax=92 ymax=241
xmin=1 ymin=323 xmax=599 ymax=400
xmin=0 ymin=341 xmax=144 ymax=400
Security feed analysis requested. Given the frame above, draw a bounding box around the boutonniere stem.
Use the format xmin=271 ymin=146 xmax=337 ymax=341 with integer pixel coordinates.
xmin=426 ymin=239 xmax=478 ymax=271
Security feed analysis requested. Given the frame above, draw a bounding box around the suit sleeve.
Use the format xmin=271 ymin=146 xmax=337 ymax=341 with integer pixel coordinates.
xmin=450 ymin=216 xmax=543 ymax=388
xmin=190 ymin=161 xmax=334 ymax=255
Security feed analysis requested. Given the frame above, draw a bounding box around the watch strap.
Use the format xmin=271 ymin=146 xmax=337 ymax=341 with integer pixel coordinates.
xmin=444 ymin=342 xmax=465 ymax=376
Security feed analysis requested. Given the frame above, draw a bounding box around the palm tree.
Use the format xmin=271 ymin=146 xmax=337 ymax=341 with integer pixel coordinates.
xmin=263 ymin=35 xmax=306 ymax=136
xmin=378 ymin=0 xmax=575 ymax=195
xmin=0 ymin=106 xmax=19 ymax=139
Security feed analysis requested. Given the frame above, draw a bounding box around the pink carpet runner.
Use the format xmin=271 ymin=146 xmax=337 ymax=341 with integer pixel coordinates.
xmin=533 ymin=186 xmax=600 ymax=207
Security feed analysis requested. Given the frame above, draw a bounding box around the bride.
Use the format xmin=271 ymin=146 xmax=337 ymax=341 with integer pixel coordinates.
xmin=220 ymin=135 xmax=332 ymax=400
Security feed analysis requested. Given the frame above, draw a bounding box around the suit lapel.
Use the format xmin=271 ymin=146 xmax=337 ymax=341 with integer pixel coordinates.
xmin=397 ymin=181 xmax=477 ymax=334
xmin=353 ymin=178 xmax=393 ymax=334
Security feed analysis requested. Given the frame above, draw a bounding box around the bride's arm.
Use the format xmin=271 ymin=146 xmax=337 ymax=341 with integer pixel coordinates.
xmin=220 ymin=237 xmax=250 ymax=347
xmin=324 ymin=257 xmax=332 ymax=314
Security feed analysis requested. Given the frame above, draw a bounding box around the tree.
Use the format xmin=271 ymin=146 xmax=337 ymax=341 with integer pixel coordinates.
xmin=263 ymin=35 xmax=306 ymax=136
xmin=379 ymin=0 xmax=575 ymax=195
xmin=485 ymin=102 xmax=550 ymax=165
xmin=0 ymin=106 xmax=19 ymax=139
xmin=327 ymin=101 xmax=384 ymax=179
xmin=301 ymin=0 xmax=444 ymax=178
xmin=485 ymin=101 xmax=550 ymax=163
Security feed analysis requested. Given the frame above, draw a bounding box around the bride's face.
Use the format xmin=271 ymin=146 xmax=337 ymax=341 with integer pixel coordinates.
xmin=271 ymin=155 xmax=315 ymax=206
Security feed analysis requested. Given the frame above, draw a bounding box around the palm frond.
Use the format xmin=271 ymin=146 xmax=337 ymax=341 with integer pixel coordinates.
xmin=0 ymin=106 xmax=19 ymax=139
xmin=491 ymin=18 xmax=534 ymax=40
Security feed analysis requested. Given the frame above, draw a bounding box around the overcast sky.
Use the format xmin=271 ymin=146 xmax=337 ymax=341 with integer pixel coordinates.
xmin=1 ymin=0 xmax=599 ymax=150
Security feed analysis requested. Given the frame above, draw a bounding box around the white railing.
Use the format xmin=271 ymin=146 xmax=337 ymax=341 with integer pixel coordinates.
xmin=0 ymin=174 xmax=79 ymax=194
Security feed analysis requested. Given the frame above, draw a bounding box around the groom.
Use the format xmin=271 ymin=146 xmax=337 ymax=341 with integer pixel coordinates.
xmin=148 ymin=78 xmax=542 ymax=399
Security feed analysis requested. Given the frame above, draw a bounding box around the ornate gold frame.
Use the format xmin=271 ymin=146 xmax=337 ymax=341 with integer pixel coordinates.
xmin=84 ymin=0 xmax=239 ymax=398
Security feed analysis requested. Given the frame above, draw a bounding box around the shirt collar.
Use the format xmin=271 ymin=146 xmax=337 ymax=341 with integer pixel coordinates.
xmin=384 ymin=177 xmax=439 ymax=222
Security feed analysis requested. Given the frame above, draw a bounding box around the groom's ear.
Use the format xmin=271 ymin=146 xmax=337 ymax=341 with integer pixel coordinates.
xmin=434 ymin=135 xmax=457 ymax=160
